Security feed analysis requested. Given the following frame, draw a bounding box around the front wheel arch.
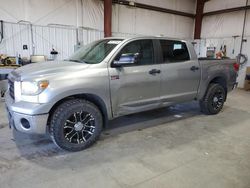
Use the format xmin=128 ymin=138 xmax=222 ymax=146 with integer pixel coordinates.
xmin=47 ymin=94 xmax=109 ymax=133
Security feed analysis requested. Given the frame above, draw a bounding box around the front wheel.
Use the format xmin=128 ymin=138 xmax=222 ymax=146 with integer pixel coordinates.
xmin=199 ymin=83 xmax=226 ymax=115
xmin=49 ymin=99 xmax=103 ymax=151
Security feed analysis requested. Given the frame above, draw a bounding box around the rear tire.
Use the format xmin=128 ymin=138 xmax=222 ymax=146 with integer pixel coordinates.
xmin=49 ymin=99 xmax=103 ymax=152
xmin=200 ymin=83 xmax=226 ymax=115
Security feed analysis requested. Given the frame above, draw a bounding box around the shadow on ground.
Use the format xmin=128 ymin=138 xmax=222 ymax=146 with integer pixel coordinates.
xmin=10 ymin=101 xmax=250 ymax=170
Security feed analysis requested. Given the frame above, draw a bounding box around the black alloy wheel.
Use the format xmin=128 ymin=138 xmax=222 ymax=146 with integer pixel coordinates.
xmin=200 ymin=83 xmax=226 ymax=115
xmin=64 ymin=111 xmax=95 ymax=144
xmin=210 ymin=88 xmax=224 ymax=111
xmin=49 ymin=99 xmax=103 ymax=151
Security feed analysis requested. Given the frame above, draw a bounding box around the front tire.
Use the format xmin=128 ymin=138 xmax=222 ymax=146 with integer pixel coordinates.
xmin=200 ymin=83 xmax=226 ymax=115
xmin=49 ymin=99 xmax=103 ymax=151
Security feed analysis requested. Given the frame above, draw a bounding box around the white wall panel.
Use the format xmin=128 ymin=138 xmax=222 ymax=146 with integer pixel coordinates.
xmin=112 ymin=4 xmax=194 ymax=39
xmin=0 ymin=0 xmax=104 ymax=30
xmin=174 ymin=16 xmax=195 ymax=39
xmin=112 ymin=5 xmax=137 ymax=35
xmin=201 ymin=11 xmax=245 ymax=38
xmin=25 ymin=0 xmax=77 ymax=26
xmin=81 ymin=0 xmax=104 ymax=30
xmin=134 ymin=9 xmax=175 ymax=36
xmin=0 ymin=0 xmax=25 ymax=22
xmin=204 ymin=0 xmax=246 ymax=13
xmin=243 ymin=11 xmax=250 ymax=36
xmin=136 ymin=0 xmax=196 ymax=14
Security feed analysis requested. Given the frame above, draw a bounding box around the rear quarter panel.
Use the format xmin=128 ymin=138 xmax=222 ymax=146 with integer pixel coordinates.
xmin=197 ymin=59 xmax=237 ymax=100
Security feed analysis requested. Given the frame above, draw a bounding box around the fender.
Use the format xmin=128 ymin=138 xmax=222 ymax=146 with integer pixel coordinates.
xmin=197 ymin=72 xmax=228 ymax=100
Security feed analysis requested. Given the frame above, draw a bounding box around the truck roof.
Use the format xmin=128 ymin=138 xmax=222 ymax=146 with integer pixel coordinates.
xmin=104 ymin=36 xmax=188 ymax=43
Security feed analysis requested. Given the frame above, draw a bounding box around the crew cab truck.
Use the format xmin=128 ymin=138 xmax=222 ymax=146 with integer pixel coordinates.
xmin=5 ymin=37 xmax=238 ymax=151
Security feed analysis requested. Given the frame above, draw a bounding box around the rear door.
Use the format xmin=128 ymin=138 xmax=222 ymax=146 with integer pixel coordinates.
xmin=109 ymin=39 xmax=161 ymax=117
xmin=158 ymin=39 xmax=201 ymax=105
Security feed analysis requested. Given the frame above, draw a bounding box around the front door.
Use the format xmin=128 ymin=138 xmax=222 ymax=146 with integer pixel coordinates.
xmin=109 ymin=39 xmax=161 ymax=117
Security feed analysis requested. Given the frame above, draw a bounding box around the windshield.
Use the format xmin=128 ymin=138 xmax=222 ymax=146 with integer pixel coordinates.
xmin=68 ymin=39 xmax=123 ymax=64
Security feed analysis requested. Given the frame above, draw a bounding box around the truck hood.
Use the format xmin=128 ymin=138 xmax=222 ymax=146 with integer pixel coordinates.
xmin=14 ymin=61 xmax=90 ymax=80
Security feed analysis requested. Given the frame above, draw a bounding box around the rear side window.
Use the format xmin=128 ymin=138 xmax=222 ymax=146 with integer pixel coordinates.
xmin=115 ymin=40 xmax=154 ymax=66
xmin=160 ymin=40 xmax=190 ymax=63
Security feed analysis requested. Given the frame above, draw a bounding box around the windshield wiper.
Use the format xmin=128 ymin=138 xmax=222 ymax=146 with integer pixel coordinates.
xmin=66 ymin=59 xmax=93 ymax=64
xmin=67 ymin=59 xmax=85 ymax=63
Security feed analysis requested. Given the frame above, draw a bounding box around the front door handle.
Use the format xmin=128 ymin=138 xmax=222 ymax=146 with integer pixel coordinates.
xmin=190 ymin=66 xmax=199 ymax=71
xmin=149 ymin=69 xmax=161 ymax=75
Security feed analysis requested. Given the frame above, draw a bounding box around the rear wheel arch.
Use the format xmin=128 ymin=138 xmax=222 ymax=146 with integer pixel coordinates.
xmin=210 ymin=76 xmax=227 ymax=89
xmin=207 ymin=76 xmax=228 ymax=100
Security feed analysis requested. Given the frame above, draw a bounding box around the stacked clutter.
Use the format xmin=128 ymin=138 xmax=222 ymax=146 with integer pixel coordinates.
xmin=0 ymin=74 xmax=8 ymax=99
xmin=244 ymin=67 xmax=250 ymax=91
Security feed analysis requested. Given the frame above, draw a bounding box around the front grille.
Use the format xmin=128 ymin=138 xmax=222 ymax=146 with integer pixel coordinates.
xmin=8 ymin=79 xmax=15 ymax=100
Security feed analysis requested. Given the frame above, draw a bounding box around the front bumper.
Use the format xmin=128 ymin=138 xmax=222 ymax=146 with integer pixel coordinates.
xmin=5 ymin=91 xmax=49 ymax=134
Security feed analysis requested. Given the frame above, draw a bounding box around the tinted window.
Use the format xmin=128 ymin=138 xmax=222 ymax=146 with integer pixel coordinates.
xmin=116 ymin=40 xmax=154 ymax=65
xmin=160 ymin=40 xmax=190 ymax=63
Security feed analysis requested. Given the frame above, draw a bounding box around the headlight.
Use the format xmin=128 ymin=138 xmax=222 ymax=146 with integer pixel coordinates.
xmin=21 ymin=80 xmax=49 ymax=95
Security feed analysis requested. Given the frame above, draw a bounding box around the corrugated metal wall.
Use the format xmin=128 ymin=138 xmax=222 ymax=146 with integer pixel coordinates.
xmin=0 ymin=21 xmax=142 ymax=61
xmin=77 ymin=27 xmax=104 ymax=46
xmin=0 ymin=22 xmax=32 ymax=58
xmin=0 ymin=21 xmax=104 ymax=60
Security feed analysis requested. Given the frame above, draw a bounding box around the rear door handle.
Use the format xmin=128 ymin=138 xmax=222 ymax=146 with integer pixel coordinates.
xmin=149 ymin=69 xmax=161 ymax=75
xmin=190 ymin=66 xmax=199 ymax=71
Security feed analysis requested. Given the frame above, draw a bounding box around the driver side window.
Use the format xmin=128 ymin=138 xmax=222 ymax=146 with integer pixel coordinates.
xmin=115 ymin=40 xmax=154 ymax=66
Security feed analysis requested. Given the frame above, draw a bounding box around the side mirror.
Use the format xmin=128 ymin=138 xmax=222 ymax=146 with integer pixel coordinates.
xmin=113 ymin=53 xmax=139 ymax=67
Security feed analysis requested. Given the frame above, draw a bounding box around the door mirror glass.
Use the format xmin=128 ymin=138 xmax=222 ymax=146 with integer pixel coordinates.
xmin=113 ymin=53 xmax=140 ymax=66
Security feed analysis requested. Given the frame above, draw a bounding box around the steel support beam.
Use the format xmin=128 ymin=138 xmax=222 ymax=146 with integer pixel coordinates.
xmin=104 ymin=0 xmax=112 ymax=37
xmin=194 ymin=0 xmax=205 ymax=39
xmin=113 ymin=0 xmax=194 ymax=18
xmin=203 ymin=5 xmax=250 ymax=17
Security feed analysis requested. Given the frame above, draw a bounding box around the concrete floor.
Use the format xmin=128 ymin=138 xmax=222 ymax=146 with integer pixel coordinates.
xmin=0 ymin=89 xmax=250 ymax=188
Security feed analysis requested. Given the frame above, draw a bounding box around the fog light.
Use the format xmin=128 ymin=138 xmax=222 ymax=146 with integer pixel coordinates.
xmin=20 ymin=118 xmax=31 ymax=129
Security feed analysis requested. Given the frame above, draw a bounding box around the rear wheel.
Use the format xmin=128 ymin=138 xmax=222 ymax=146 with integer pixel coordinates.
xmin=49 ymin=99 xmax=103 ymax=151
xmin=200 ymin=83 xmax=226 ymax=115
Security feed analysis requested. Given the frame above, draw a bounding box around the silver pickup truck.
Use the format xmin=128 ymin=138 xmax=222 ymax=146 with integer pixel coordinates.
xmin=5 ymin=37 xmax=238 ymax=151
